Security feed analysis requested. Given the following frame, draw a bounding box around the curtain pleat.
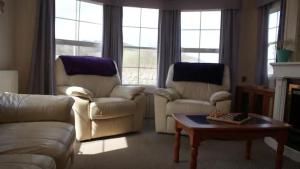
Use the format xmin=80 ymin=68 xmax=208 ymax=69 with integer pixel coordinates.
xmin=102 ymin=4 xmax=123 ymax=78
xmin=28 ymin=0 xmax=55 ymax=95
xmin=157 ymin=10 xmax=181 ymax=87
xmin=277 ymin=0 xmax=287 ymax=48
xmin=255 ymin=5 xmax=270 ymax=86
xmin=219 ymin=9 xmax=240 ymax=109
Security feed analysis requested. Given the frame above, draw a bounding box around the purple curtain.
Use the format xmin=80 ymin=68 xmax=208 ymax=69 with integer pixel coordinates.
xmin=28 ymin=0 xmax=55 ymax=95
xmin=255 ymin=5 xmax=270 ymax=86
xmin=102 ymin=4 xmax=123 ymax=78
xmin=157 ymin=10 xmax=181 ymax=87
xmin=219 ymin=9 xmax=240 ymax=109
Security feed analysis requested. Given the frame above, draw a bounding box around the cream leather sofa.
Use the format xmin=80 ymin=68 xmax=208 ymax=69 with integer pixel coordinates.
xmin=55 ymin=58 xmax=146 ymax=141
xmin=0 ymin=92 xmax=76 ymax=169
xmin=154 ymin=64 xmax=231 ymax=133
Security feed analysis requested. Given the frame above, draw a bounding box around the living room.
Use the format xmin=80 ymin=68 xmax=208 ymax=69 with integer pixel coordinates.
xmin=0 ymin=0 xmax=300 ymax=169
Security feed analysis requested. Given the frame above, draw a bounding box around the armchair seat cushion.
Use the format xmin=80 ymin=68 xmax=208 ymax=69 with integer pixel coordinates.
xmin=166 ymin=99 xmax=216 ymax=116
xmin=90 ymin=98 xmax=135 ymax=120
xmin=0 ymin=122 xmax=75 ymax=169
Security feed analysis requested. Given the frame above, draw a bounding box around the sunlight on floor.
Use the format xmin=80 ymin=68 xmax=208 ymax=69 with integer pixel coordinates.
xmin=78 ymin=137 xmax=128 ymax=155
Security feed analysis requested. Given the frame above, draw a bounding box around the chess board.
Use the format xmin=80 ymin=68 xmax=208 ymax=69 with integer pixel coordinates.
xmin=206 ymin=113 xmax=252 ymax=125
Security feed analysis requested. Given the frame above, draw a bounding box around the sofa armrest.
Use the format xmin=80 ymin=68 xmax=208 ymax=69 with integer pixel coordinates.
xmin=57 ymin=86 xmax=94 ymax=101
xmin=154 ymin=88 xmax=181 ymax=101
xmin=110 ymin=85 xmax=144 ymax=100
xmin=0 ymin=92 xmax=74 ymax=124
xmin=210 ymin=91 xmax=231 ymax=105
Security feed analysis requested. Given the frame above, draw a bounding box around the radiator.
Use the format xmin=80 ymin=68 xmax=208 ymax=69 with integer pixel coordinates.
xmin=143 ymin=86 xmax=157 ymax=119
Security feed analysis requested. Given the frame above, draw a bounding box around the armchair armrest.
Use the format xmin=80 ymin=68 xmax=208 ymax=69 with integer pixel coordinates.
xmin=154 ymin=88 xmax=181 ymax=101
xmin=0 ymin=92 xmax=74 ymax=124
xmin=210 ymin=91 xmax=231 ymax=105
xmin=57 ymin=86 xmax=94 ymax=101
xmin=110 ymin=85 xmax=144 ymax=100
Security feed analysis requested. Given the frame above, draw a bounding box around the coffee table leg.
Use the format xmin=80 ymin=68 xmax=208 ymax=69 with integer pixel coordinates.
xmin=174 ymin=125 xmax=182 ymax=162
xmin=275 ymin=132 xmax=288 ymax=169
xmin=189 ymin=133 xmax=200 ymax=169
xmin=190 ymin=144 xmax=198 ymax=169
xmin=246 ymin=140 xmax=252 ymax=160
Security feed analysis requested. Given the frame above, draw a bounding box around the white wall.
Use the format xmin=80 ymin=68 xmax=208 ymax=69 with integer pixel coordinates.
xmin=0 ymin=0 xmax=15 ymax=69
xmin=14 ymin=0 xmax=37 ymax=93
xmin=238 ymin=0 xmax=258 ymax=84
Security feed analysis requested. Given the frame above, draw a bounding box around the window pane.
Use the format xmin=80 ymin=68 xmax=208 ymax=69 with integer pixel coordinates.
xmin=123 ymin=7 xmax=141 ymax=27
xmin=80 ymin=1 xmax=103 ymax=24
xmin=79 ymin=22 xmax=102 ymax=42
xmin=181 ymin=30 xmax=200 ymax=48
xmin=269 ymin=12 xmax=278 ymax=28
xmin=268 ymin=28 xmax=278 ymax=43
xmin=181 ymin=12 xmax=200 ymax=29
xmin=199 ymin=53 xmax=219 ymax=63
xmin=123 ymin=27 xmax=140 ymax=46
xmin=78 ymin=46 xmax=101 ymax=56
xmin=201 ymin=11 xmax=221 ymax=29
xmin=200 ymin=30 xmax=220 ymax=49
xmin=139 ymin=68 xmax=157 ymax=85
xmin=268 ymin=44 xmax=277 ymax=60
xmin=122 ymin=68 xmax=139 ymax=85
xmin=56 ymin=18 xmax=76 ymax=40
xmin=56 ymin=0 xmax=76 ymax=19
xmin=123 ymin=48 xmax=139 ymax=67
xmin=141 ymin=8 xmax=159 ymax=28
xmin=140 ymin=28 xmax=158 ymax=48
xmin=181 ymin=52 xmax=199 ymax=62
xmin=140 ymin=49 xmax=157 ymax=68
xmin=56 ymin=44 xmax=77 ymax=57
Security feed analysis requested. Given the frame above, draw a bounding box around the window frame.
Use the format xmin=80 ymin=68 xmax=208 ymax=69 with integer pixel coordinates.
xmin=181 ymin=10 xmax=221 ymax=63
xmin=267 ymin=9 xmax=281 ymax=76
xmin=122 ymin=7 xmax=159 ymax=86
xmin=55 ymin=0 xmax=103 ymax=57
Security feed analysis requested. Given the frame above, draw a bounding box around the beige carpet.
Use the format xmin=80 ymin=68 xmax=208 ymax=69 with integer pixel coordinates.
xmin=72 ymin=119 xmax=300 ymax=169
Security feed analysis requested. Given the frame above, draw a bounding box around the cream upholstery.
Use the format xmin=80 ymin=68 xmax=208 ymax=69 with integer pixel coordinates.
xmin=55 ymin=58 xmax=146 ymax=141
xmin=0 ymin=93 xmax=76 ymax=169
xmin=154 ymin=64 xmax=232 ymax=133
xmin=0 ymin=154 xmax=56 ymax=169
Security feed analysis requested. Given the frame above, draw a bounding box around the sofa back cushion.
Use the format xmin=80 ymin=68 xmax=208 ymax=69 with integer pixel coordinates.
xmin=0 ymin=93 xmax=74 ymax=123
xmin=166 ymin=64 xmax=230 ymax=101
xmin=56 ymin=58 xmax=121 ymax=97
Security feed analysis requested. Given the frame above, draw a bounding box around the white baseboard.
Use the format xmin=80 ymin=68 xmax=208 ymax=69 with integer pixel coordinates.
xmin=265 ymin=137 xmax=300 ymax=162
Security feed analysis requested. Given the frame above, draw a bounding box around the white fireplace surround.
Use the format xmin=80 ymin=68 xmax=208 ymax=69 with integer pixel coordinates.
xmin=265 ymin=62 xmax=300 ymax=162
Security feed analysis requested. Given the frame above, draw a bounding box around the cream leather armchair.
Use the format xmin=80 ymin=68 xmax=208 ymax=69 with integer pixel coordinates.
xmin=55 ymin=58 xmax=146 ymax=141
xmin=154 ymin=64 xmax=231 ymax=133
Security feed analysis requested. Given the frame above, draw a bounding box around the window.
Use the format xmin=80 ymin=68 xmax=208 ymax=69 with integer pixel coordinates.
xmin=267 ymin=11 xmax=280 ymax=75
xmin=181 ymin=11 xmax=221 ymax=63
xmin=122 ymin=7 xmax=159 ymax=85
xmin=55 ymin=0 xmax=103 ymax=57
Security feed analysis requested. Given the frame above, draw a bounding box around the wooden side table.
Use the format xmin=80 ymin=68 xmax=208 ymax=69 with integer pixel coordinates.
xmin=236 ymin=85 xmax=275 ymax=117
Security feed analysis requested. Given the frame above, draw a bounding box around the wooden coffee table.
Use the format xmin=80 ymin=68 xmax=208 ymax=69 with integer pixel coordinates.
xmin=172 ymin=113 xmax=290 ymax=169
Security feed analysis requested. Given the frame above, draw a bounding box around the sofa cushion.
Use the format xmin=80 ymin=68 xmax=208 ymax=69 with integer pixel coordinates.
xmin=0 ymin=93 xmax=74 ymax=124
xmin=0 ymin=122 xmax=75 ymax=169
xmin=90 ymin=98 xmax=135 ymax=120
xmin=166 ymin=99 xmax=216 ymax=116
xmin=0 ymin=154 xmax=56 ymax=169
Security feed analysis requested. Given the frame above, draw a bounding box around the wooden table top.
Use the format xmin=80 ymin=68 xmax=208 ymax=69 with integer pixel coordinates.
xmin=172 ymin=113 xmax=291 ymax=131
